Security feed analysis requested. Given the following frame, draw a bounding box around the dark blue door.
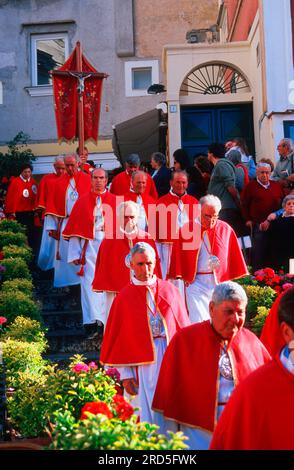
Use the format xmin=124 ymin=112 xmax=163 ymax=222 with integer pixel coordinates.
xmin=181 ymin=103 xmax=254 ymax=161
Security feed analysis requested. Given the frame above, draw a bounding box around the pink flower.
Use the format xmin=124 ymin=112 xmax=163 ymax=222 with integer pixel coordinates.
xmin=282 ymin=283 xmax=293 ymax=291
xmin=105 ymin=367 xmax=121 ymax=382
xmin=0 ymin=317 xmax=7 ymax=325
xmin=72 ymin=363 xmax=90 ymax=373
xmin=254 ymin=269 xmax=265 ymax=277
xmin=88 ymin=361 xmax=98 ymax=370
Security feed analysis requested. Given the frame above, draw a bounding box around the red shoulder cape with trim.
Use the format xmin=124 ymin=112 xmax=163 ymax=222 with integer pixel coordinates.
xmin=260 ymin=292 xmax=286 ymax=356
xmin=5 ymin=177 xmax=38 ymax=214
xmin=92 ymin=229 xmax=162 ymax=293
xmin=155 ymin=192 xmax=198 ymax=243
xmin=62 ymin=191 xmax=117 ymax=240
xmin=45 ymin=171 xmax=91 ymax=217
xmin=36 ymin=173 xmax=59 ymax=209
xmin=210 ymin=355 xmax=294 ymax=449
xmin=100 ymin=279 xmax=190 ymax=366
xmin=168 ymin=219 xmax=248 ymax=283
xmin=152 ymin=321 xmax=271 ymax=432
xmin=110 ymin=171 xmax=158 ymax=199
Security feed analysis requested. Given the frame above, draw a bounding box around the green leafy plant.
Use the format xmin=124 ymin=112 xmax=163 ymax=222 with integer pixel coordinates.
xmin=0 ymin=257 xmax=32 ymax=281
xmin=50 ymin=412 xmax=188 ymax=450
xmin=0 ymin=218 xmax=26 ymax=234
xmin=0 ymin=290 xmax=40 ymax=323
xmin=1 ymin=278 xmax=33 ymax=298
xmin=243 ymin=285 xmax=277 ymax=320
xmin=0 ymin=232 xmax=27 ymax=250
xmin=0 ymin=132 xmax=36 ymax=179
xmin=2 ymin=244 xmax=33 ymax=264
xmin=3 ymin=316 xmax=47 ymax=351
xmin=250 ymin=306 xmax=270 ymax=337
xmin=1 ymin=339 xmax=48 ymax=388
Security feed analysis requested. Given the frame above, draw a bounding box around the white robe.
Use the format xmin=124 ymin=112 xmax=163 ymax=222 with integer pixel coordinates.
xmin=37 ymin=215 xmax=55 ymax=271
xmin=185 ymin=232 xmax=216 ymax=323
xmin=67 ymin=199 xmax=106 ymax=325
xmin=47 ymin=181 xmax=81 ymax=288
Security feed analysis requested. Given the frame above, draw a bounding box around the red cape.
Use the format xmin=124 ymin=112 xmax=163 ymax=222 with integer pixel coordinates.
xmin=156 ymin=192 xmax=198 ymax=243
xmin=100 ymin=279 xmax=190 ymax=366
xmin=168 ymin=219 xmax=248 ymax=283
xmin=45 ymin=171 xmax=91 ymax=217
xmin=5 ymin=176 xmax=38 ymax=214
xmin=92 ymin=229 xmax=162 ymax=293
xmin=152 ymin=321 xmax=271 ymax=432
xmin=210 ymin=355 xmax=294 ymax=449
xmin=62 ymin=191 xmax=117 ymax=240
xmin=36 ymin=173 xmax=59 ymax=210
xmin=110 ymin=171 xmax=158 ymax=199
xmin=260 ymin=292 xmax=286 ymax=356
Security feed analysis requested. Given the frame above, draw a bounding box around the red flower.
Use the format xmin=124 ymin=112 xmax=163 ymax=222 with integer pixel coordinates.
xmin=0 ymin=317 xmax=7 ymax=325
xmin=80 ymin=401 xmax=113 ymax=420
xmin=272 ymin=275 xmax=282 ymax=285
xmin=273 ymin=286 xmax=282 ymax=294
xmin=255 ymin=275 xmax=264 ymax=282
xmin=264 ymin=268 xmax=275 ymax=278
xmin=112 ymin=394 xmax=134 ymax=421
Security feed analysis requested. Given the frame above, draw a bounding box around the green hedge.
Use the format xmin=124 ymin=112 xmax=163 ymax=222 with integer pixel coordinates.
xmin=3 ymin=316 xmax=47 ymax=352
xmin=1 ymin=278 xmax=33 ymax=298
xmin=0 ymin=257 xmax=32 ymax=281
xmin=0 ymin=219 xmax=26 ymax=234
xmin=0 ymin=232 xmax=27 ymax=250
xmin=0 ymin=290 xmax=40 ymax=323
xmin=2 ymin=244 xmax=33 ymax=264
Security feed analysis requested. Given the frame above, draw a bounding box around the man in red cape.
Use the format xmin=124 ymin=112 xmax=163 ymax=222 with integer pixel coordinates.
xmin=100 ymin=242 xmax=190 ymax=425
xmin=168 ymin=194 xmax=247 ymax=323
xmin=110 ymin=153 xmax=158 ymax=199
xmin=123 ymin=170 xmax=156 ymax=232
xmin=5 ymin=162 xmax=38 ymax=250
xmin=36 ymin=156 xmax=65 ymax=271
xmin=45 ymin=154 xmax=91 ymax=287
xmin=210 ymin=286 xmax=294 ymax=450
xmin=92 ymin=200 xmax=161 ymax=323
xmin=63 ymin=168 xmax=117 ymax=336
xmin=152 ymin=281 xmax=271 ymax=449
xmin=156 ymin=170 xmax=198 ymax=298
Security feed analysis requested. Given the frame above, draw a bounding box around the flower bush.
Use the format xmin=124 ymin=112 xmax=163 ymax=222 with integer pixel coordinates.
xmin=0 ymin=218 xmax=26 ymax=234
xmin=3 ymin=316 xmax=47 ymax=351
xmin=49 ymin=411 xmax=187 ymax=450
xmin=0 ymin=232 xmax=27 ymax=250
xmin=250 ymin=306 xmax=270 ymax=337
xmin=1 ymin=278 xmax=33 ymax=298
xmin=252 ymin=267 xmax=294 ymax=295
xmin=0 ymin=290 xmax=41 ymax=323
xmin=0 ymin=257 xmax=32 ymax=281
xmin=2 ymin=244 xmax=33 ymax=264
xmin=242 ymin=284 xmax=277 ymax=320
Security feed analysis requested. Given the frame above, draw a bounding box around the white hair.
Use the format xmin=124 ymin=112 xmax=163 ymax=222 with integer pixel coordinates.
xmin=54 ymin=155 xmax=64 ymax=163
xmin=64 ymin=153 xmax=79 ymax=162
xmin=199 ymin=195 xmax=222 ymax=212
xmin=212 ymin=281 xmax=247 ymax=306
xmin=256 ymin=162 xmax=271 ymax=171
xmin=130 ymin=242 xmax=156 ymax=260
xmin=116 ymin=200 xmax=140 ymax=218
xmin=131 ymin=170 xmax=147 ymax=181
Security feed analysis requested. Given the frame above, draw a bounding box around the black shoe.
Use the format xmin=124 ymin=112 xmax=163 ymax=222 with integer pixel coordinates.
xmin=84 ymin=323 xmax=98 ymax=340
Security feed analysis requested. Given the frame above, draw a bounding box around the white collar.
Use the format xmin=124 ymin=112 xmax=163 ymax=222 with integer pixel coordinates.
xmin=131 ymin=274 xmax=157 ymax=286
xmin=20 ymin=174 xmax=30 ymax=182
xmin=169 ymin=189 xmax=187 ymax=198
xmin=119 ymin=226 xmax=138 ymax=237
xmin=257 ymin=178 xmax=270 ymax=189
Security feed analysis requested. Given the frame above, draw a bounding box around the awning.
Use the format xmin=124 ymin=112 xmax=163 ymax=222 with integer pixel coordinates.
xmin=112 ymin=109 xmax=161 ymax=164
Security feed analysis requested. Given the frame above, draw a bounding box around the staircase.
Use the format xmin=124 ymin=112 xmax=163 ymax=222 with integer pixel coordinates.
xmin=33 ymin=268 xmax=102 ymax=363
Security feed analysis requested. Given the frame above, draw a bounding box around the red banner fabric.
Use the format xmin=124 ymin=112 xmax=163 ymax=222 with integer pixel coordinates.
xmin=52 ymin=45 xmax=105 ymax=144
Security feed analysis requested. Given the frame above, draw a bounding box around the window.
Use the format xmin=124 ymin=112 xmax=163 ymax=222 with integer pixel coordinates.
xmin=125 ymin=60 xmax=159 ymax=97
xmin=284 ymin=121 xmax=294 ymax=141
xmin=31 ymin=33 xmax=69 ymax=86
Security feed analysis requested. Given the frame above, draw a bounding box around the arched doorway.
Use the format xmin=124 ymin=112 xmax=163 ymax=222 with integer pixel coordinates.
xmin=179 ymin=62 xmax=254 ymax=160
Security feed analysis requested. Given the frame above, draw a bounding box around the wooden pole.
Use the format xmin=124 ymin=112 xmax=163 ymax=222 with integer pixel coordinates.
xmin=76 ymin=41 xmax=85 ymax=157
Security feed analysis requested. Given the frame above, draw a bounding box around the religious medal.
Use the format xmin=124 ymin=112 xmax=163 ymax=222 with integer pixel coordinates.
xmin=150 ymin=316 xmax=163 ymax=337
xmin=70 ymin=191 xmax=78 ymax=201
xmin=208 ymin=254 xmax=220 ymax=271
xmin=22 ymin=189 xmax=29 ymax=198
xmin=219 ymin=351 xmax=233 ymax=380
xmin=32 ymin=184 xmax=37 ymax=194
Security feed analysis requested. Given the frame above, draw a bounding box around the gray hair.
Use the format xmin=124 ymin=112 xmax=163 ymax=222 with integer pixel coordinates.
xmin=131 ymin=170 xmax=147 ymax=181
xmin=92 ymin=167 xmax=108 ymax=179
xmin=282 ymin=194 xmax=294 ymax=208
xmin=64 ymin=153 xmax=79 ymax=162
xmin=170 ymin=169 xmax=188 ymax=181
xmin=130 ymin=242 xmax=156 ymax=260
xmin=212 ymin=281 xmax=248 ymax=306
xmin=116 ymin=200 xmax=140 ymax=218
xmin=125 ymin=153 xmax=140 ymax=166
xmin=54 ymin=155 xmax=64 ymax=163
xmin=151 ymin=152 xmax=166 ymax=166
xmin=279 ymin=138 xmax=294 ymax=152
xmin=199 ymin=194 xmax=222 ymax=212
xmin=256 ymin=162 xmax=271 ymax=171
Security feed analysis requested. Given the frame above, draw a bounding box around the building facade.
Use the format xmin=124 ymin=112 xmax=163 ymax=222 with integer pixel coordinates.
xmin=0 ymin=0 xmax=218 ymax=174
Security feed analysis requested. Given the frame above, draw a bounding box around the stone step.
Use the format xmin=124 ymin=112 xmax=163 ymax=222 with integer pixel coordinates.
xmin=41 ymin=310 xmax=82 ymax=317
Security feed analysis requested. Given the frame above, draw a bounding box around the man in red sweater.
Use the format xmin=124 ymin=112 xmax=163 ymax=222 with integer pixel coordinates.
xmin=241 ymin=162 xmax=283 ymax=270
xmin=5 ymin=163 xmax=38 ymax=249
